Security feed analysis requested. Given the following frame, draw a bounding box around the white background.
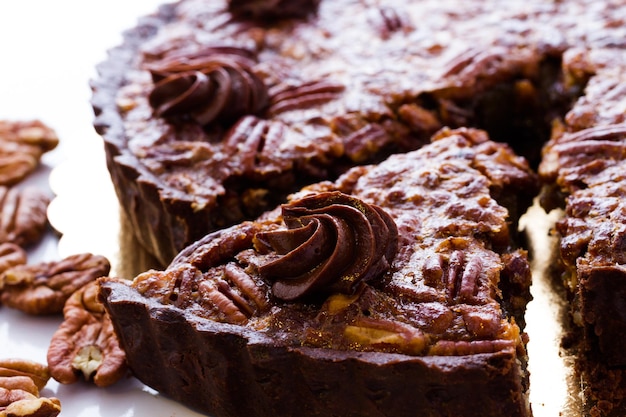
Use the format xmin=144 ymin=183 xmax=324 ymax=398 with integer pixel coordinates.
xmin=0 ymin=2 xmax=204 ymax=416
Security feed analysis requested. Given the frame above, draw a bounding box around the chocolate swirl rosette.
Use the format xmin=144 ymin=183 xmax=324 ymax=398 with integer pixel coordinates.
xmin=146 ymin=46 xmax=269 ymax=127
xmin=130 ymin=191 xmax=398 ymax=326
xmin=254 ymin=191 xmax=398 ymax=300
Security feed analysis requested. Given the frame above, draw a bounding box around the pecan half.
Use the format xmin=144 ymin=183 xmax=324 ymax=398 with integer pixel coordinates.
xmin=431 ymin=240 xmax=501 ymax=304
xmin=0 ymin=120 xmax=59 ymax=186
xmin=197 ymin=262 xmax=269 ymax=324
xmin=342 ymin=123 xmax=391 ymax=163
xmin=0 ymin=186 xmax=50 ymax=247
xmin=0 ymin=359 xmax=60 ymax=417
xmin=0 ymin=377 xmax=39 ymax=397
xmin=134 ymin=261 xmax=269 ymax=325
xmin=0 ymin=396 xmax=61 ymax=417
xmin=0 ymin=359 xmax=50 ymax=392
xmin=268 ymin=80 xmax=345 ymax=115
xmin=222 ymin=115 xmax=290 ymax=176
xmin=0 ymin=253 xmax=111 ymax=315
xmin=0 ymin=244 xmax=27 ymax=286
xmin=48 ymin=280 xmax=127 ymax=387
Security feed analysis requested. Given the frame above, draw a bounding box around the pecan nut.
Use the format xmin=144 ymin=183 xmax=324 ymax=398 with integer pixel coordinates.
xmin=0 ymin=359 xmax=50 ymax=392
xmin=223 ymin=116 xmax=290 ymax=176
xmin=0 ymin=186 xmax=50 ymax=248
xmin=0 ymin=244 xmax=27 ymax=288
xmin=0 ymin=120 xmax=59 ymax=186
xmin=0 ymin=393 xmax=61 ymax=417
xmin=47 ymin=280 xmax=127 ymax=387
xmin=0 ymin=253 xmax=111 ymax=315
xmin=0 ymin=377 xmax=39 ymax=397
xmin=268 ymin=79 xmax=345 ymax=115
xmin=0 ymin=359 xmax=60 ymax=417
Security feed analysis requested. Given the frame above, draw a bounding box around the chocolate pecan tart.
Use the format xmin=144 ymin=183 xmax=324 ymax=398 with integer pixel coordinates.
xmin=92 ymin=0 xmax=626 ymax=415
xmin=101 ymin=127 xmax=537 ymax=417
xmin=91 ymin=0 xmax=588 ymax=266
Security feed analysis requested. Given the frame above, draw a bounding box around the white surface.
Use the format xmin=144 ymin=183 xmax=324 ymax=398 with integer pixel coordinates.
xmin=0 ymin=2 xmax=204 ymax=416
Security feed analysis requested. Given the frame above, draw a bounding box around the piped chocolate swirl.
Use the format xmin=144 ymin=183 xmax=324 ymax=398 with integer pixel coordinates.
xmin=146 ymin=46 xmax=269 ymax=126
xmin=255 ymin=191 xmax=398 ymax=300
xmin=131 ymin=191 xmax=398 ymax=321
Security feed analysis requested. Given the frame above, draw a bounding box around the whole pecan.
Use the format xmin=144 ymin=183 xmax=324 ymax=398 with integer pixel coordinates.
xmin=0 ymin=120 xmax=59 ymax=186
xmin=0 ymin=186 xmax=50 ymax=248
xmin=268 ymin=80 xmax=345 ymax=116
xmin=0 ymin=396 xmax=61 ymax=417
xmin=0 ymin=359 xmax=50 ymax=392
xmin=0 ymin=253 xmax=111 ymax=315
xmin=0 ymin=243 xmax=27 ymax=285
xmin=222 ymin=115 xmax=290 ymax=176
xmin=48 ymin=280 xmax=127 ymax=387
xmin=0 ymin=359 xmax=60 ymax=417
xmin=341 ymin=123 xmax=391 ymax=163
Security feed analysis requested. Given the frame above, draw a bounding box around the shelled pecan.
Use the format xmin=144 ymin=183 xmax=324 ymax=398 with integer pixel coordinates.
xmin=0 ymin=390 xmax=61 ymax=417
xmin=0 ymin=359 xmax=60 ymax=417
xmin=0 ymin=359 xmax=50 ymax=392
xmin=0 ymin=120 xmax=59 ymax=186
xmin=200 ymin=262 xmax=270 ymax=324
xmin=47 ymin=280 xmax=127 ymax=387
xmin=268 ymin=79 xmax=345 ymax=115
xmin=223 ymin=116 xmax=290 ymax=176
xmin=341 ymin=123 xmax=391 ymax=163
xmin=0 ymin=243 xmax=27 ymax=283
xmin=0 ymin=186 xmax=50 ymax=248
xmin=0 ymin=253 xmax=111 ymax=315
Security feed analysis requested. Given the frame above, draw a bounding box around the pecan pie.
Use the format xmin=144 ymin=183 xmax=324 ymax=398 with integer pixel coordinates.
xmin=92 ymin=0 xmax=590 ymax=266
xmin=92 ymin=0 xmax=626 ymax=415
xmin=100 ymin=128 xmax=537 ymax=417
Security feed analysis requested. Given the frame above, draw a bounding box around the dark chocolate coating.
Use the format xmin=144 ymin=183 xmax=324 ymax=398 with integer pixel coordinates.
xmin=92 ymin=0 xmax=626 ymax=414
